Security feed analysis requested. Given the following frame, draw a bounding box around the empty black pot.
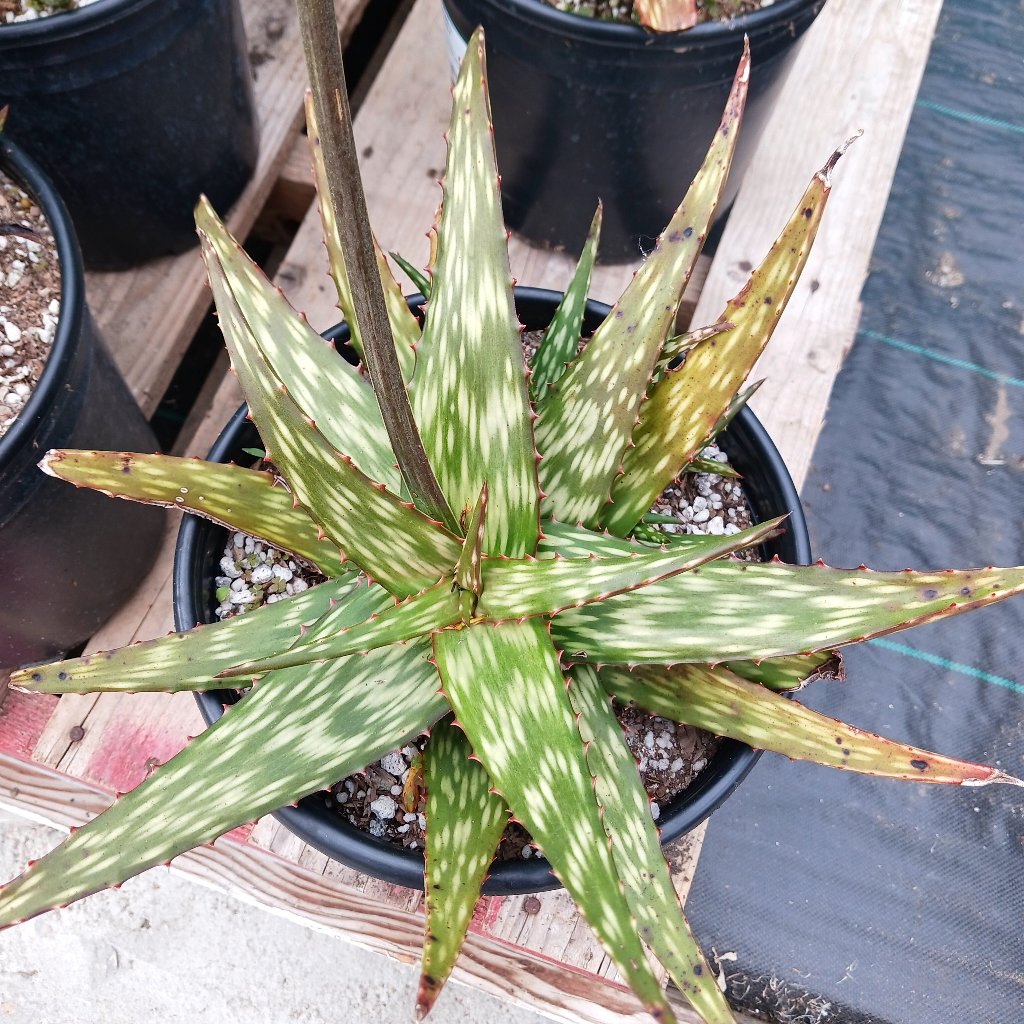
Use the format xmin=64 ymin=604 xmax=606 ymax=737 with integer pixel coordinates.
xmin=0 ymin=0 xmax=258 ymax=270
xmin=0 ymin=136 xmax=165 ymax=666
xmin=443 ymin=0 xmax=824 ymax=260
xmin=175 ymin=287 xmax=810 ymax=894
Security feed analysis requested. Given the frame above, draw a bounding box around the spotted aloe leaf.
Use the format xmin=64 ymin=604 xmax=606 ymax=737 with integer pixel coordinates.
xmin=528 ymin=204 xmax=602 ymax=399
xmin=225 ymin=518 xmax=782 ymax=677
xmin=601 ymin=664 xmax=1023 ymax=787
xmin=389 ymin=250 xmax=431 ymax=301
xmin=10 ymin=578 xmax=353 ymax=694
xmin=39 ymin=450 xmax=347 ymax=578
xmin=552 ymin=561 xmax=1024 ymax=664
xmin=306 ymin=94 xmax=420 ymax=381
xmin=433 ymin=619 xmax=677 ymax=1024
xmin=569 ymin=667 xmax=734 ymax=1024
xmin=602 ymin=149 xmax=844 ymax=537
xmin=418 ymin=716 xmax=508 ymax=1019
xmin=537 ymin=518 xmax=765 ymax=560
xmin=411 ymin=29 xmax=538 ymax=558
xmin=195 ymin=198 xmax=400 ymax=491
xmin=220 ymin=580 xmax=462 ymax=678
xmin=199 ymin=217 xmax=461 ymax=597
xmin=477 ymin=517 xmax=785 ymax=619
xmin=0 ymin=637 xmax=446 ymax=929
xmin=534 ymin=45 xmax=749 ymax=527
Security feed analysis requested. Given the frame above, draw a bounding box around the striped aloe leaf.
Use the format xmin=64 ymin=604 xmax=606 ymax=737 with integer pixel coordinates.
xmin=411 ymin=29 xmax=539 ymax=558
xmin=220 ymin=580 xmax=462 ymax=677
xmin=602 ymin=151 xmax=840 ymax=537
xmin=306 ymin=93 xmax=420 ymax=381
xmin=11 ymin=578 xmax=346 ymax=694
xmin=534 ymin=44 xmax=749 ymax=527
xmin=195 ymin=198 xmax=401 ymax=491
xmin=418 ymin=716 xmax=508 ymax=1019
xmin=551 ymin=560 xmax=1024 ymax=664
xmin=477 ymin=517 xmax=784 ymax=619
xmin=433 ymin=619 xmax=677 ymax=1024
xmin=601 ymin=664 xmax=1023 ymax=787
xmin=569 ymin=667 xmax=735 ymax=1024
xmin=528 ymin=203 xmax=602 ymax=399
xmin=0 ymin=638 xmax=446 ymax=928
xmin=389 ymin=250 xmax=431 ymax=300
xmin=40 ymin=450 xmax=347 ymax=577
xmin=199 ymin=220 xmax=461 ymax=597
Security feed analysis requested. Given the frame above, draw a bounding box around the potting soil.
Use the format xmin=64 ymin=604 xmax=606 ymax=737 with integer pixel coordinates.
xmin=685 ymin=2 xmax=1024 ymax=1021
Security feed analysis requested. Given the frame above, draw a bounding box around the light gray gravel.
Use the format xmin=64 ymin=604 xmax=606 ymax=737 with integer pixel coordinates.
xmin=0 ymin=814 xmax=551 ymax=1024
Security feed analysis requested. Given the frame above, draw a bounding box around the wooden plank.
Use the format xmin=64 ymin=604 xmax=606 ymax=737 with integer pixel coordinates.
xmin=690 ymin=0 xmax=943 ymax=490
xmin=86 ymin=0 xmax=370 ymax=417
xmin=0 ymin=754 xmax=676 ymax=1024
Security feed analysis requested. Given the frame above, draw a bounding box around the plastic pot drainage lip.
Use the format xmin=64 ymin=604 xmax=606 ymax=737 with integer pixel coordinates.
xmin=175 ymin=287 xmax=811 ymax=895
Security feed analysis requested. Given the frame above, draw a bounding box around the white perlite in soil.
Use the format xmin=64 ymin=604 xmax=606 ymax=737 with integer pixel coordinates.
xmin=2 ymin=0 xmax=100 ymax=24
xmin=210 ymin=442 xmax=753 ymax=860
xmin=0 ymin=169 xmax=60 ymax=439
xmin=213 ymin=531 xmax=324 ymax=619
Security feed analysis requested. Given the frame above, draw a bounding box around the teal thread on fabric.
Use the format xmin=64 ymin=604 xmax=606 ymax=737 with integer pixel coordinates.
xmin=868 ymin=638 xmax=1024 ymax=695
xmin=857 ymin=329 xmax=1024 ymax=391
xmin=916 ymin=98 xmax=1024 ymax=136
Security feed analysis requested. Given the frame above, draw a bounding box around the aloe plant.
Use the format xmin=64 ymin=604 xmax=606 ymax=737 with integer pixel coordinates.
xmin=3 ymin=13 xmax=1023 ymax=1024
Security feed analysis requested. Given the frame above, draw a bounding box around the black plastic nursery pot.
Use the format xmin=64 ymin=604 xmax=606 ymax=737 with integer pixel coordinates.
xmin=0 ymin=136 xmax=165 ymax=666
xmin=175 ymin=287 xmax=811 ymax=895
xmin=0 ymin=0 xmax=258 ymax=270
xmin=442 ymin=0 xmax=825 ymax=260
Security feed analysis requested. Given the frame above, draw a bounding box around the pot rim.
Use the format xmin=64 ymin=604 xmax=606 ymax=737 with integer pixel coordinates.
xmin=446 ymin=0 xmax=823 ymax=47
xmin=0 ymin=135 xmax=83 ymax=473
xmin=176 ymin=285 xmax=811 ymax=894
xmin=0 ymin=0 xmax=163 ymax=42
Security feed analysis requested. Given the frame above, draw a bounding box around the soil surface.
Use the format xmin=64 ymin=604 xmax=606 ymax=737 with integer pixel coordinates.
xmin=546 ymin=0 xmax=769 ymax=27
xmin=1 ymin=0 xmax=98 ymax=23
xmin=0 ymin=169 xmax=60 ymax=439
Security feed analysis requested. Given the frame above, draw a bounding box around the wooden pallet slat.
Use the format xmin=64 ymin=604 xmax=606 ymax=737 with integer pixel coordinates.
xmin=87 ymin=0 xmax=370 ymax=418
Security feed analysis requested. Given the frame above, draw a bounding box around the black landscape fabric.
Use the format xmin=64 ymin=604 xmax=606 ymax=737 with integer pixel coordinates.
xmin=686 ymin=1 xmax=1024 ymax=1021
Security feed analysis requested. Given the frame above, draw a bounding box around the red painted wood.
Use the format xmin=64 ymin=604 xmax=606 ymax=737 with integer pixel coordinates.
xmin=84 ymin=719 xmax=190 ymax=793
xmin=0 ymin=690 xmax=59 ymax=761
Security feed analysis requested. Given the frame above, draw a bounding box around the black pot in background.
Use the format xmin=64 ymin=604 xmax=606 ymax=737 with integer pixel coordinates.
xmin=443 ymin=0 xmax=824 ymax=261
xmin=0 ymin=136 xmax=165 ymax=666
xmin=0 ymin=0 xmax=258 ymax=270
xmin=176 ymin=287 xmax=810 ymax=894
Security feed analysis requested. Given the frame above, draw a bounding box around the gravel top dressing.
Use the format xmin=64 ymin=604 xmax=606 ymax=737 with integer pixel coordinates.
xmin=0 ymin=169 xmax=60 ymax=440
xmin=2 ymin=0 xmax=100 ymax=23
xmin=211 ymin=443 xmax=753 ymax=861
